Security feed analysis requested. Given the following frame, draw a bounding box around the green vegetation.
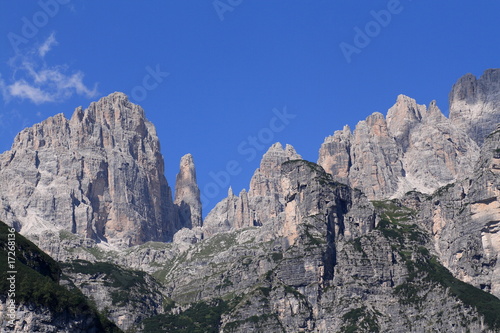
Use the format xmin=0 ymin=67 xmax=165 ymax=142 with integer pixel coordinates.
xmin=371 ymin=202 xmax=500 ymax=330
xmin=351 ymin=237 xmax=367 ymax=257
xmin=394 ymin=252 xmax=500 ymax=329
xmin=373 ymin=200 xmax=426 ymax=245
xmin=59 ymin=229 xmax=79 ymax=241
xmin=84 ymin=246 xmax=112 ymax=260
xmin=62 ymin=260 xmax=152 ymax=306
xmin=189 ymin=232 xmax=238 ymax=259
xmin=431 ymin=182 xmax=455 ymax=198
xmin=270 ymin=252 xmax=283 ymax=262
xmin=63 ymin=260 xmax=148 ymax=290
xmin=0 ymin=223 xmax=61 ymax=282
xmin=141 ymin=298 xmax=229 ymax=333
xmin=340 ymin=306 xmax=380 ymax=333
xmin=0 ymin=221 xmax=121 ymax=332
xmin=425 ymin=257 xmax=500 ymax=329
xmin=372 ymin=200 xmax=417 ymax=223
xmin=302 ymin=223 xmax=326 ymax=246
xmin=282 ymin=159 xmax=348 ymax=188
xmin=282 ymin=284 xmax=307 ymax=301
xmin=224 ymin=313 xmax=282 ymax=332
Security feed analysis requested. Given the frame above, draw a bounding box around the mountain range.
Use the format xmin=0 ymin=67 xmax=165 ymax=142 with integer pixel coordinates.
xmin=1 ymin=69 xmax=500 ymax=332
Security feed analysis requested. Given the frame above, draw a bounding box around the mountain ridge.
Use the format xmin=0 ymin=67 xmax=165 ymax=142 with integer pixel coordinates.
xmin=1 ymin=69 xmax=500 ymax=332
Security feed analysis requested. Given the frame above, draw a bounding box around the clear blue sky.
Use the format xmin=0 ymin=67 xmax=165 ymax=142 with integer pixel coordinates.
xmin=1 ymin=1 xmax=499 ymax=215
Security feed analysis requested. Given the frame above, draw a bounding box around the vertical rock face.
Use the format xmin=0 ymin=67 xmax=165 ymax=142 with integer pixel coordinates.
xmin=202 ymin=188 xmax=254 ymax=238
xmin=318 ymin=94 xmax=480 ymax=200
xmin=349 ymin=112 xmax=404 ymax=199
xmin=249 ymin=143 xmax=302 ymax=225
xmin=449 ymin=69 xmax=500 ymax=145
xmin=202 ymin=143 xmax=301 ymax=236
xmin=421 ymin=126 xmax=500 ymax=298
xmin=386 ymin=94 xmax=428 ymax=151
xmin=0 ymin=92 xmax=180 ymax=247
xmin=174 ymin=154 xmax=202 ymax=228
xmin=316 ymin=125 xmax=352 ymax=185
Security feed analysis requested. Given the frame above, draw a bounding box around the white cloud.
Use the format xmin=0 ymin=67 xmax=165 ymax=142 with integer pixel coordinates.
xmin=8 ymin=80 xmax=54 ymax=104
xmin=38 ymin=33 xmax=58 ymax=58
xmin=0 ymin=32 xmax=98 ymax=105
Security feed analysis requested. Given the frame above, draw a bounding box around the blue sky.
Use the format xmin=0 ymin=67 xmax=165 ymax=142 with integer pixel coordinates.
xmin=0 ymin=1 xmax=499 ymax=215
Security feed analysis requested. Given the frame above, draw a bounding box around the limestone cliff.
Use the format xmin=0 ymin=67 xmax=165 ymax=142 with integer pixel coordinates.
xmin=414 ymin=125 xmax=500 ymax=299
xmin=144 ymin=159 xmax=500 ymax=332
xmin=174 ymin=154 xmax=202 ymax=228
xmin=1 ymin=70 xmax=500 ymax=332
xmin=318 ymin=94 xmax=480 ymax=200
xmin=449 ymin=69 xmax=500 ymax=145
xmin=202 ymin=142 xmax=301 ymax=237
xmin=0 ymin=92 xmax=181 ymax=248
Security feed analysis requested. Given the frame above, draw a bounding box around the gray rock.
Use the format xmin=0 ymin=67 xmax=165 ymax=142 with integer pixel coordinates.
xmin=318 ymin=94 xmax=480 ymax=200
xmin=0 ymin=92 xmax=181 ymax=248
xmin=418 ymin=125 xmax=500 ymax=298
xmin=175 ymin=153 xmax=202 ymax=228
xmin=449 ymin=69 xmax=500 ymax=145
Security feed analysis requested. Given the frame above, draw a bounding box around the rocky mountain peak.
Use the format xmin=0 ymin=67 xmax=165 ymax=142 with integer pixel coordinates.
xmin=317 ymin=126 xmax=352 ymax=185
xmin=319 ymin=92 xmax=481 ymax=200
xmin=0 ymin=92 xmax=181 ymax=249
xmin=249 ymin=143 xmax=301 ymax=197
xmin=203 ymin=143 xmax=302 ymax=237
xmin=449 ymin=73 xmax=479 ymax=103
xmin=386 ymin=95 xmax=427 ymax=150
xmin=449 ymin=69 xmax=500 ymax=145
xmin=174 ymin=153 xmax=202 ymax=228
xmin=426 ymin=100 xmax=446 ymax=122
xmin=257 ymin=142 xmax=301 ymax=173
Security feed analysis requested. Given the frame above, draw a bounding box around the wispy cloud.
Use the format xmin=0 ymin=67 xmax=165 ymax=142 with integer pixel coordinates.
xmin=1 ymin=33 xmax=98 ymax=105
xmin=8 ymin=80 xmax=53 ymax=104
xmin=38 ymin=32 xmax=58 ymax=58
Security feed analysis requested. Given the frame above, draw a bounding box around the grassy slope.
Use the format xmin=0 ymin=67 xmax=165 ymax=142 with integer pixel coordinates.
xmin=0 ymin=220 xmax=121 ymax=332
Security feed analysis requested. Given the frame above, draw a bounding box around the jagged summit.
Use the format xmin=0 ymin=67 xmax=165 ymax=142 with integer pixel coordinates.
xmin=2 ymin=71 xmax=500 ymax=332
xmin=175 ymin=153 xmax=202 ymax=228
xmin=0 ymin=92 xmax=183 ymax=249
xmin=255 ymin=142 xmax=301 ymax=175
xmin=449 ymin=69 xmax=500 ymax=144
xmin=319 ymin=93 xmax=480 ymax=199
xmin=202 ymin=142 xmax=302 ymax=237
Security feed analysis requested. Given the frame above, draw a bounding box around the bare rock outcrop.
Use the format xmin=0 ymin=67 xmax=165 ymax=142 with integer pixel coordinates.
xmin=202 ymin=143 xmax=301 ymax=237
xmin=316 ymin=125 xmax=352 ymax=185
xmin=0 ymin=92 xmax=181 ymax=249
xmin=152 ymin=158 xmax=498 ymax=332
xmin=318 ymin=94 xmax=480 ymax=200
xmin=418 ymin=125 xmax=500 ymax=298
xmin=348 ymin=111 xmax=404 ymax=199
xmin=449 ymin=69 xmax=500 ymax=145
xmin=174 ymin=153 xmax=202 ymax=228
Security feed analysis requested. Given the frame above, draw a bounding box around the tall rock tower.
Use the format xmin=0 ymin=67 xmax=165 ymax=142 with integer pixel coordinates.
xmin=0 ymin=92 xmax=181 ymax=247
xmin=174 ymin=153 xmax=202 ymax=228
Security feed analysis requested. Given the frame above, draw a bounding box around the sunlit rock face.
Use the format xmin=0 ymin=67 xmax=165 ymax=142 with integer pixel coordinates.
xmin=319 ymin=93 xmax=480 ymax=200
xmin=0 ymin=92 xmax=181 ymax=248
xmin=449 ymin=69 xmax=500 ymax=145
xmin=175 ymin=153 xmax=202 ymax=228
